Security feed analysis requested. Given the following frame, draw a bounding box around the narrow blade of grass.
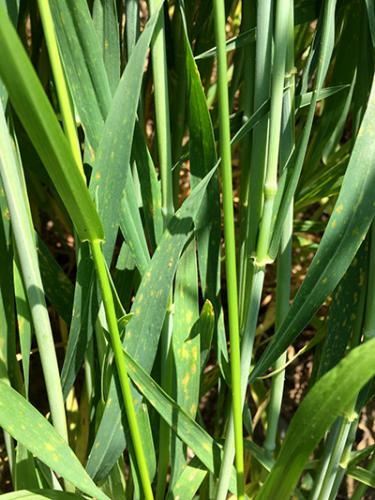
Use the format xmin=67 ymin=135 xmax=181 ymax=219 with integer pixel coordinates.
xmin=252 ymin=74 xmax=375 ymax=381
xmin=256 ymin=338 xmax=375 ymax=499
xmin=0 ymin=8 xmax=104 ymax=243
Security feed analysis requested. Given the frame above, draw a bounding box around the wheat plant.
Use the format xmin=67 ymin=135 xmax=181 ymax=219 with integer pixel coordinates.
xmin=1 ymin=0 xmax=375 ymax=499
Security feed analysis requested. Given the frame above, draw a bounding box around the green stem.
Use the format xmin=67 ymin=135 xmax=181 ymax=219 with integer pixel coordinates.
xmin=329 ymin=418 xmax=358 ymax=500
xmin=37 ymin=0 xmax=82 ymax=176
xmin=317 ymin=416 xmax=353 ymax=500
xmin=0 ymin=104 xmax=68 ymax=442
xmin=149 ymin=1 xmax=174 ymax=495
xmin=264 ymin=0 xmax=295 ymax=456
xmin=237 ymin=0 xmax=256 ymax=300
xmin=91 ymin=240 xmax=153 ymax=500
xmin=264 ymin=205 xmax=292 ymax=455
xmin=238 ymin=0 xmax=272 ymax=328
xmin=155 ymin=308 xmax=173 ymax=500
xmin=216 ymin=270 xmax=265 ymax=500
xmin=268 ymin=0 xmax=337 ymax=258
xmin=213 ymin=0 xmax=244 ymax=498
xmin=255 ymin=0 xmax=289 ymax=265
xmin=149 ymin=0 xmax=174 ymax=222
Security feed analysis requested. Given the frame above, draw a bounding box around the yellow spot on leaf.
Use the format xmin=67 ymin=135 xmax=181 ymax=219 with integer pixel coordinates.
xmin=185 ymin=310 xmax=193 ymax=324
xmin=192 ymin=346 xmax=198 ymax=361
xmin=335 ymin=204 xmax=344 ymax=214
xmin=182 ymin=373 xmax=190 ymax=387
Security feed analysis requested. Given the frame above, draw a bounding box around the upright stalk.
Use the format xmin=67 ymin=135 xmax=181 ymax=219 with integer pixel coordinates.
xmin=149 ymin=0 xmax=174 ymax=223
xmin=238 ymin=0 xmax=256 ymax=295
xmin=216 ymin=270 xmax=265 ymax=500
xmin=148 ymin=1 xmax=174 ymax=497
xmin=91 ymin=241 xmax=153 ymax=500
xmin=264 ymin=0 xmax=295 ymax=456
xmin=217 ymin=1 xmax=290 ymax=496
xmin=0 ymin=105 xmax=68 ymax=442
xmin=37 ymin=0 xmax=82 ymax=174
xmin=264 ymin=205 xmax=293 ymax=454
xmin=238 ymin=0 xmax=272 ymax=328
xmin=213 ymin=0 xmax=244 ymax=497
xmin=255 ymin=0 xmax=289 ymax=264
xmin=38 ymin=5 xmax=153 ymax=496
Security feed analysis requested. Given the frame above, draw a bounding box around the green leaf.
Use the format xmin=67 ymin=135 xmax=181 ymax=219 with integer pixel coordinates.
xmin=89 ymin=6 xmax=161 ymax=263
xmin=316 ymin=242 xmax=367 ymax=378
xmin=49 ymin=0 xmax=112 ymax=152
xmin=192 ymin=299 xmax=215 ymax=371
xmin=0 ymin=8 xmax=104 ymax=243
xmin=256 ymin=338 xmax=375 ymax=499
xmin=132 ymin=122 xmax=163 ymax=249
xmin=92 ymin=0 xmax=121 ymax=95
xmin=14 ymin=259 xmax=32 ymax=396
xmin=167 ymin=459 xmax=207 ymax=500
xmin=36 ymin=235 xmax=74 ymax=324
xmin=0 ymin=177 xmax=17 ymax=384
xmin=295 ymin=84 xmax=350 ymax=108
xmin=61 ymin=243 xmax=99 ymax=398
xmin=348 ymin=465 xmax=375 ymax=487
xmin=14 ymin=445 xmax=40 ymax=490
xmin=252 ymin=75 xmax=375 ymax=381
xmin=0 ymin=102 xmax=67 ymax=438
xmin=244 ymin=441 xmax=274 ymax=473
xmin=86 ymin=166 xmax=217 ymax=481
xmin=123 ymin=348 xmax=237 ymax=493
xmin=171 ymin=239 xmax=200 ymax=484
xmin=0 ymin=491 xmax=84 ymax=499
xmin=194 ymin=27 xmax=256 ymax=60
xmin=0 ymin=381 xmax=108 ymax=500
xmin=120 ymin=173 xmax=151 ymax=275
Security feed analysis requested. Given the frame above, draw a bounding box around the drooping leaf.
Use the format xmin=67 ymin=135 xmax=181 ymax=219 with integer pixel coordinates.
xmin=89 ymin=5 xmax=161 ymax=263
xmin=49 ymin=0 xmax=112 ymax=152
xmin=123 ymin=348 xmax=237 ymax=493
xmin=86 ymin=167 xmax=217 ymax=481
xmin=252 ymin=74 xmax=375 ymax=381
xmin=0 ymin=491 xmax=84 ymax=499
xmin=256 ymin=338 xmax=375 ymax=499
xmin=0 ymin=8 xmax=104 ymax=243
xmin=0 ymin=381 xmax=108 ymax=500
